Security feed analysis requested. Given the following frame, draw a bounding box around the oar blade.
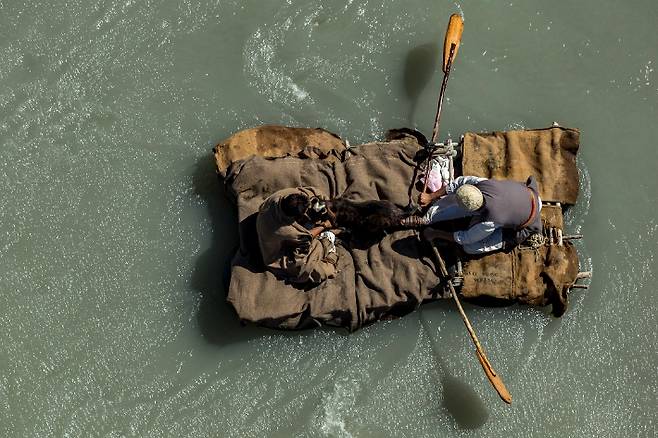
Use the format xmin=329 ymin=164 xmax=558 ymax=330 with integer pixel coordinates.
xmin=442 ymin=14 xmax=464 ymax=73
xmin=476 ymin=349 xmax=512 ymax=404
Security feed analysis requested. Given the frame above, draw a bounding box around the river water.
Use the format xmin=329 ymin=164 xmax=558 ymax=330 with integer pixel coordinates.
xmin=1 ymin=1 xmax=656 ymax=437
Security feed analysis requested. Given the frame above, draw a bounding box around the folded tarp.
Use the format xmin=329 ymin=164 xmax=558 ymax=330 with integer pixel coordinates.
xmin=214 ymin=125 xmax=581 ymax=330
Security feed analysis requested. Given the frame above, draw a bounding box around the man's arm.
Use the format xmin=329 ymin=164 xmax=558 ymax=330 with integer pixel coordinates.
xmin=308 ymin=219 xmax=333 ymax=238
xmin=445 ymin=176 xmax=487 ymax=194
xmin=419 ymin=185 xmax=447 ymax=207
xmin=419 ymin=175 xmax=487 ymax=207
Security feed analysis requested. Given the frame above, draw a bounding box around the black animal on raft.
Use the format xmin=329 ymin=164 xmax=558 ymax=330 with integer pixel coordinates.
xmin=326 ymin=198 xmax=408 ymax=234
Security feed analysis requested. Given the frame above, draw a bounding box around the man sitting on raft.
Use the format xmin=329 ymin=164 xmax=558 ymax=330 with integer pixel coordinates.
xmin=403 ymin=176 xmax=542 ymax=254
xmin=256 ymin=187 xmax=339 ymax=284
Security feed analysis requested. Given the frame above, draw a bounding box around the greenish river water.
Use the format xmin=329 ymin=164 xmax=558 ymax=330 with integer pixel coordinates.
xmin=1 ymin=1 xmax=656 ymax=436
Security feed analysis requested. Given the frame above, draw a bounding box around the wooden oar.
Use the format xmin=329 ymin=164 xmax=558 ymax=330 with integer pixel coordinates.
xmin=429 ymin=244 xmax=512 ymax=404
xmin=421 ymin=14 xmax=464 ymax=196
xmin=432 ymin=13 xmax=463 ymax=143
xmin=419 ymin=14 xmax=511 ymax=405
xmin=442 ymin=15 xmax=464 ymax=74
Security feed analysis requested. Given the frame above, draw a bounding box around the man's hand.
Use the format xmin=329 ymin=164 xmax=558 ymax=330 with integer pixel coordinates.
xmin=419 ymin=192 xmax=434 ymax=207
xmin=309 ymin=220 xmax=332 ymax=238
xmin=419 ymin=186 xmax=446 ymax=207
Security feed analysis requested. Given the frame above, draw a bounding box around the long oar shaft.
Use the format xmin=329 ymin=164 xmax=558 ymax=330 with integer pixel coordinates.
xmin=420 ymin=14 xmax=463 ymax=195
xmin=430 ymin=43 xmax=455 ymax=144
xmin=420 ymin=44 xmax=455 ymax=194
xmin=430 ymin=245 xmax=512 ymax=404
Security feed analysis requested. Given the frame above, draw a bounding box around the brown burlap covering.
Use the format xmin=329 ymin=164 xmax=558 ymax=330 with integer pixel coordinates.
xmin=460 ymin=204 xmax=576 ymax=316
xmin=214 ymin=125 xmax=347 ymax=178
xmin=462 ymin=127 xmax=580 ymax=204
xmin=217 ymin=125 xmax=581 ymax=330
xmin=539 ymin=204 xmax=564 ymax=230
xmin=460 ymin=243 xmax=579 ymax=317
xmin=224 ymin=129 xmax=441 ymax=330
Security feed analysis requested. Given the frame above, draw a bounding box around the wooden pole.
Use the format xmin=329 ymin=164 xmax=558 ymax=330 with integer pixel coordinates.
xmin=429 ymin=245 xmax=512 ymax=404
xmin=420 ymin=14 xmax=464 ymax=196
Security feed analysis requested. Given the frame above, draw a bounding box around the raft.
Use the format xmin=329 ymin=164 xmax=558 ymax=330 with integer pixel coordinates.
xmin=213 ymin=124 xmax=584 ymax=331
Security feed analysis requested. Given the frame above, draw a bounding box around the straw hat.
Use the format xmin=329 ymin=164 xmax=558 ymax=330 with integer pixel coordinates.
xmin=455 ymin=184 xmax=484 ymax=211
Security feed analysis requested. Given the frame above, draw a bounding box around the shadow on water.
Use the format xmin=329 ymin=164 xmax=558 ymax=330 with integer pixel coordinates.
xmin=419 ymin=305 xmax=490 ymax=429
xmin=191 ymin=153 xmax=271 ymax=345
xmin=403 ymin=42 xmax=439 ymax=127
xmin=440 ymin=373 xmax=490 ymax=429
